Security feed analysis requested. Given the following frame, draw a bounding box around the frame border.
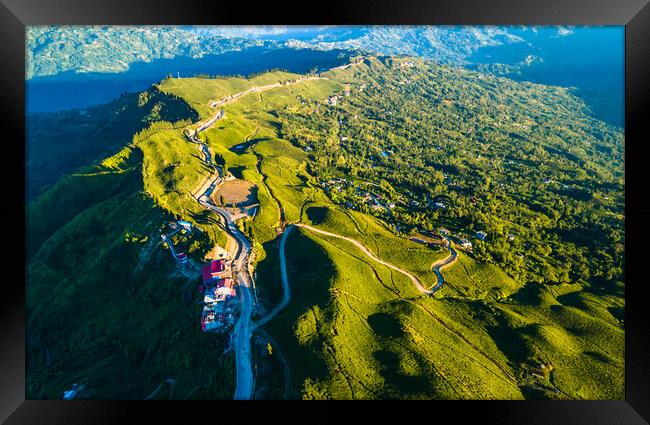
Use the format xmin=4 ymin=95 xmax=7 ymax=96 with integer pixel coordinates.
xmin=2 ymin=0 xmax=648 ymax=422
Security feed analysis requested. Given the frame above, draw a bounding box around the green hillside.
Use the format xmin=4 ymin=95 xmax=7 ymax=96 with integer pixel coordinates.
xmin=27 ymin=146 xmax=234 ymax=399
xmin=27 ymin=87 xmax=198 ymax=201
xmin=27 ymin=55 xmax=624 ymax=400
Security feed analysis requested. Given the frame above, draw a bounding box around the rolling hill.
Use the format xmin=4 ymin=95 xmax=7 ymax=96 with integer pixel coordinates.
xmin=26 ymin=54 xmax=624 ymax=400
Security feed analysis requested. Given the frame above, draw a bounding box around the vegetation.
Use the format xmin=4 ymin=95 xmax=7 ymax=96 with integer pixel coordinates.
xmin=283 ymin=56 xmax=624 ymax=287
xmin=27 ymin=146 xmax=234 ymax=399
xmin=26 ymin=26 xmax=269 ymax=79
xmin=27 ymin=54 xmax=624 ymax=400
xmin=26 ymin=87 xmax=198 ymax=200
xmin=27 ymin=26 xmax=525 ymax=79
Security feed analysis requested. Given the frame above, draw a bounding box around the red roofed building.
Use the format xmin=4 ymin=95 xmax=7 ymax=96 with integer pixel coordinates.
xmin=216 ymin=278 xmax=234 ymax=288
xmin=202 ymin=260 xmax=228 ymax=284
xmin=210 ymin=259 xmax=226 ymax=275
xmin=201 ymin=264 xmax=212 ymax=284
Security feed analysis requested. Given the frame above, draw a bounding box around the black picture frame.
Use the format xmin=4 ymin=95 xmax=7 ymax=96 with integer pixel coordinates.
xmin=2 ymin=0 xmax=648 ymax=422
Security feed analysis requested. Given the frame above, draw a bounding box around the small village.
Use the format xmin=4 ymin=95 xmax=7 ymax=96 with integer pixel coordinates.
xmin=160 ymin=220 xmax=238 ymax=333
xmin=320 ymin=176 xmax=494 ymax=253
xmin=199 ymin=258 xmax=237 ymax=332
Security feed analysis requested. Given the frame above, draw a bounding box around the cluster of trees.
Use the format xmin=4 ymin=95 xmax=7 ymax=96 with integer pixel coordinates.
xmin=279 ymin=57 xmax=624 ymax=286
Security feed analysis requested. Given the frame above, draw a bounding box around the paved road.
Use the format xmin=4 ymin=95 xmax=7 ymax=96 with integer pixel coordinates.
xmin=195 ymin=109 xmax=225 ymax=134
xmin=430 ymin=236 xmax=457 ymax=293
xmin=253 ymin=225 xmax=294 ymax=328
xmin=187 ymin=68 xmax=454 ymax=399
xmin=198 ymin=197 xmax=255 ymax=400
xmin=208 ymin=76 xmax=321 ymax=109
xmin=295 ymin=224 xmax=456 ymax=296
xmin=191 ymin=106 xmax=256 ymax=400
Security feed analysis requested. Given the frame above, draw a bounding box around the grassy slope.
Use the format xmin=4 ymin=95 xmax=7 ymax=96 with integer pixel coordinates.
xmin=27 ymin=87 xmax=198 ymax=201
xmin=28 ymin=62 xmax=623 ymax=401
xmin=435 ymin=250 xmax=521 ymax=300
xmin=162 ymin=65 xmax=624 ymax=399
xmin=27 ymin=146 xmax=234 ymax=399
xmin=266 ymin=228 xmax=524 ymax=399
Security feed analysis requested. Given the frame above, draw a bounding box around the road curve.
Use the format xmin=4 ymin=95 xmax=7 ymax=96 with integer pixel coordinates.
xmin=198 ymin=198 xmax=256 ymax=400
xmin=253 ymin=225 xmax=294 ymax=329
xmin=190 ymin=104 xmax=256 ymax=400
xmin=188 ymin=74 xmax=323 ymax=400
xmin=430 ymin=236 xmax=457 ymax=293
xmin=185 ymin=69 xmax=463 ymax=400
xmin=295 ymin=224 xmax=457 ymax=296
xmin=295 ymin=224 xmax=436 ymax=295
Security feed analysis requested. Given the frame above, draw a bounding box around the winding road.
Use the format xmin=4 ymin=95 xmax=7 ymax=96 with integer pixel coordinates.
xmin=252 ymin=224 xmax=457 ymax=336
xmin=293 ymin=224 xmax=456 ymax=296
xmin=253 ymin=225 xmax=294 ymax=329
xmin=184 ymin=71 xmax=458 ymax=400
xmin=430 ymin=236 xmax=457 ymax=293
xmin=190 ymin=102 xmax=257 ymax=400
xmin=188 ymin=77 xmax=322 ymax=400
xmin=197 ymin=196 xmax=256 ymax=400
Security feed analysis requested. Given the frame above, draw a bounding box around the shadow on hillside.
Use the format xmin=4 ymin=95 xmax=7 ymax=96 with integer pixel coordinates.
xmin=305 ymin=206 xmax=329 ymax=225
xmin=372 ymin=350 xmax=430 ymax=399
xmin=555 ymin=291 xmax=588 ymax=310
xmin=189 ymin=209 xmax=221 ymax=226
xmin=229 ymin=166 xmax=246 ymax=179
xmin=367 ymin=312 xmax=404 ymax=339
xmin=257 ymin=228 xmax=336 ymax=399
xmin=229 ymin=137 xmax=270 ymax=154
xmin=368 ymin=303 xmax=432 ymax=398
xmin=485 ymin=309 xmax=530 ymax=366
xmin=583 ymin=350 xmax=614 ymax=365
xmin=607 ymin=306 xmax=624 ymax=324
xmin=190 ymin=154 xmax=215 ymax=174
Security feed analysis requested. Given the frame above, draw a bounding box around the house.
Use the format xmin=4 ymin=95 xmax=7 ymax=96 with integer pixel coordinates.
xmin=217 ymin=278 xmax=234 ymax=289
xmin=433 ymin=202 xmax=446 ymax=209
xmin=459 ymin=238 xmax=473 ymax=250
xmin=203 ymin=320 xmax=222 ymax=331
xmin=507 ymin=234 xmax=516 ymax=241
xmin=201 ymin=259 xmax=227 ymax=284
xmin=211 ymin=259 xmax=226 ymax=274
xmin=475 ymin=231 xmax=487 ymax=241
xmin=177 ymin=220 xmax=193 ymax=231
xmin=215 ymin=278 xmax=236 ymax=297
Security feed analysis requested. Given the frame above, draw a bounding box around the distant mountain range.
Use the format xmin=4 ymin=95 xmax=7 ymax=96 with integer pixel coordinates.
xmin=26 ymin=25 xmax=544 ymax=79
xmin=26 ymin=26 xmax=270 ymax=79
